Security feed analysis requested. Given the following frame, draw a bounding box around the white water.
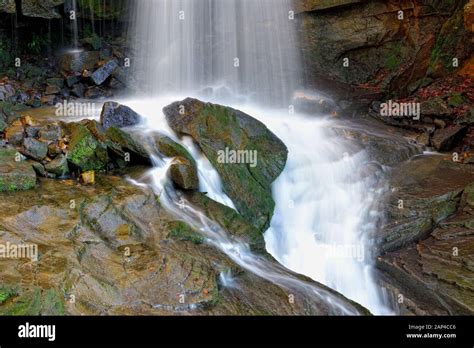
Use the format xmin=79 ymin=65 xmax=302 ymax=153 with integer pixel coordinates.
xmin=66 ymin=0 xmax=79 ymax=49
xmin=130 ymin=0 xmax=299 ymax=106
xmin=128 ymin=0 xmax=391 ymax=314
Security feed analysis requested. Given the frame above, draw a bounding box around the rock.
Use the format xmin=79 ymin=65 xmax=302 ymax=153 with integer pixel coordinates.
xmin=0 ymin=148 xmax=36 ymax=191
xmin=84 ymin=86 xmax=104 ymax=99
xmin=45 ymin=154 xmax=69 ymax=177
xmin=80 ymin=171 xmax=95 ymax=185
xmin=45 ymin=86 xmax=61 ymax=95
xmin=20 ymin=115 xmax=36 ymax=127
xmin=47 ymin=142 xmax=63 ymax=157
xmin=4 ymin=126 xmax=24 ymax=146
xmin=0 ymin=0 xmax=16 ymax=13
xmin=154 ymin=133 xmax=195 ymax=163
xmin=32 ymin=162 xmax=48 ymax=177
xmin=21 ymin=0 xmax=65 ymax=19
xmin=41 ymin=95 xmax=56 ymax=105
xmin=100 ymin=102 xmax=142 ymax=129
xmin=184 ymin=191 xmax=266 ymax=252
xmin=91 ymin=60 xmax=119 ymax=86
xmin=432 ymin=125 xmax=467 ymax=151
xmin=66 ymin=124 xmax=108 ymax=172
xmin=0 ymin=118 xmax=7 ymax=133
xmin=65 ymin=75 xmax=81 ymax=88
xmin=46 ymin=78 xmax=65 ymax=89
xmin=59 ymin=51 xmax=100 ymax=75
xmin=0 ymin=84 xmax=15 ymax=101
xmin=166 ymin=221 xmax=204 ymax=244
xmin=0 ymin=173 xmax=367 ymax=315
xmin=330 ymin=118 xmax=424 ymax=167
xmin=168 ymin=157 xmax=199 ymax=190
xmin=21 ymin=138 xmax=48 ymax=161
xmin=39 ymin=125 xmax=62 ymax=142
xmin=71 ymin=83 xmax=85 ymax=98
xmin=163 ymin=98 xmax=288 ymax=231
xmin=420 ymin=97 xmax=451 ymax=116
xmin=379 ymin=155 xmax=474 ymax=253
xmin=377 ymin=188 xmax=474 ymax=314
xmin=104 ymin=127 xmax=150 ymax=165
xmin=295 ymin=0 xmax=467 ymax=104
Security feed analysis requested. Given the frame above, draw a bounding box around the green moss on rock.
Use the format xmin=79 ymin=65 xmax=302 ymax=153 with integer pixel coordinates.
xmin=167 ymin=221 xmax=204 ymax=244
xmin=0 ymin=148 xmax=37 ymax=192
xmin=67 ymin=124 xmax=108 ymax=171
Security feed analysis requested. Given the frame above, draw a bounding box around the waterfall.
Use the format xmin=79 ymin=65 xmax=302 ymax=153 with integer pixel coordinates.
xmin=65 ymin=0 xmax=79 ymax=49
xmin=130 ymin=0 xmax=300 ymax=106
xmin=127 ymin=0 xmax=391 ymax=314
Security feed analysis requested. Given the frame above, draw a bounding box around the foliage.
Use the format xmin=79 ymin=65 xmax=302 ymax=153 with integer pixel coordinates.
xmin=26 ymin=33 xmax=51 ymax=55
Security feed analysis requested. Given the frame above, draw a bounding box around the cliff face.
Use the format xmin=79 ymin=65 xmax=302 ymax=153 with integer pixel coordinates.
xmin=0 ymin=0 xmax=128 ymax=19
xmin=295 ymin=0 xmax=472 ymax=104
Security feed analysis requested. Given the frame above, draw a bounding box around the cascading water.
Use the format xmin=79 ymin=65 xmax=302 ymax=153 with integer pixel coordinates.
xmin=130 ymin=0 xmax=299 ymax=106
xmin=127 ymin=0 xmax=391 ymax=314
xmin=65 ymin=0 xmax=79 ymax=49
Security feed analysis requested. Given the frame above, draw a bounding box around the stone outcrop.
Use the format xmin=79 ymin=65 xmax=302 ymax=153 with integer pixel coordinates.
xmin=163 ymin=98 xmax=288 ymax=231
xmin=376 ymin=154 xmax=474 ymax=314
xmin=295 ymin=0 xmax=472 ymax=106
xmin=0 ymin=173 xmax=368 ymax=315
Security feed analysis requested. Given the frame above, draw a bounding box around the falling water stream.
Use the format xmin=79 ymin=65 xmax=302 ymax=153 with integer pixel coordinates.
xmin=126 ymin=0 xmax=391 ymax=314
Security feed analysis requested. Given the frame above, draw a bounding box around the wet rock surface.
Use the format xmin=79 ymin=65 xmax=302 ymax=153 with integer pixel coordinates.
xmin=376 ymin=154 xmax=474 ymax=314
xmin=100 ymin=102 xmax=142 ymax=129
xmin=163 ymin=98 xmax=288 ymax=231
xmin=0 ymin=172 xmax=367 ymax=315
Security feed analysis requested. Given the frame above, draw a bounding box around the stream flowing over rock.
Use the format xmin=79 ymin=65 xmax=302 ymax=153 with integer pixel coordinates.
xmin=163 ymin=98 xmax=288 ymax=232
xmin=0 ymin=171 xmax=368 ymax=315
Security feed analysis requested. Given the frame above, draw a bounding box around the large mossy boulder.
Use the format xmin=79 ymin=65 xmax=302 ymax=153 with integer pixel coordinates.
xmin=163 ymin=98 xmax=288 ymax=231
xmin=0 ymin=148 xmax=36 ymax=192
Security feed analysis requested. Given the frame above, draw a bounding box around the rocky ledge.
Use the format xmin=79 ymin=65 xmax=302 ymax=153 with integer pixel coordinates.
xmin=0 ymin=99 xmax=368 ymax=316
xmin=376 ymin=155 xmax=474 ymax=315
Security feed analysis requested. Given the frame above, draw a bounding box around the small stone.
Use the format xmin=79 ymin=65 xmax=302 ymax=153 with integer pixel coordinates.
xmin=65 ymin=75 xmax=81 ymax=88
xmin=4 ymin=126 xmax=25 ymax=146
xmin=80 ymin=171 xmax=95 ymax=185
xmin=91 ymin=60 xmax=119 ymax=86
xmin=21 ymin=138 xmax=48 ymax=161
xmin=71 ymin=83 xmax=85 ymax=98
xmin=32 ymin=162 xmax=48 ymax=177
xmin=100 ymin=102 xmax=141 ymax=129
xmin=46 ymin=78 xmax=65 ymax=89
xmin=25 ymin=126 xmax=41 ymax=138
xmin=45 ymin=154 xmax=69 ymax=177
xmin=39 ymin=125 xmax=62 ymax=141
xmin=20 ymin=115 xmax=36 ymax=126
xmin=45 ymin=86 xmax=61 ymax=95
xmin=168 ymin=157 xmax=199 ymax=191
